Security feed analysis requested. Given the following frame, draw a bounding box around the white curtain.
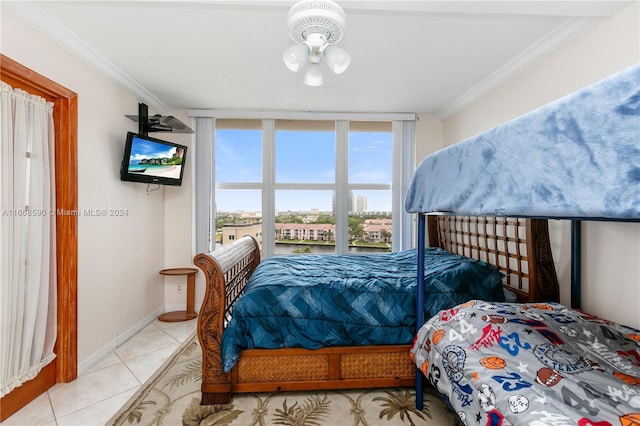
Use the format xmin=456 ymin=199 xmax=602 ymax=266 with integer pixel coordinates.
xmin=0 ymin=81 xmax=57 ymax=397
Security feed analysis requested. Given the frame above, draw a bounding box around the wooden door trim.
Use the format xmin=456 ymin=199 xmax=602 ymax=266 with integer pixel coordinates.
xmin=0 ymin=54 xmax=78 ymax=420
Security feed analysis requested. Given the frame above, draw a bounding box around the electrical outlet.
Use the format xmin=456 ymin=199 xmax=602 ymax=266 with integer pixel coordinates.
xmin=176 ymin=284 xmax=184 ymax=294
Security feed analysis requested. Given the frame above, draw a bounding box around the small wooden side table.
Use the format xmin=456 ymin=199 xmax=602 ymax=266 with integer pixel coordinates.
xmin=158 ymin=267 xmax=198 ymax=322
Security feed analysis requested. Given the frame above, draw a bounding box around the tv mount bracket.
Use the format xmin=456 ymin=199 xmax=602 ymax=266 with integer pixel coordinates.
xmin=125 ymin=103 xmax=194 ymax=136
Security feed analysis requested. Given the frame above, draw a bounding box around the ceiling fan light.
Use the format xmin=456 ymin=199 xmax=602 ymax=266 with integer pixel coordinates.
xmin=284 ymin=0 xmax=349 ymax=85
xmin=283 ymin=44 xmax=309 ymax=72
xmin=324 ymin=45 xmax=351 ymax=74
xmin=304 ymin=63 xmax=323 ymax=86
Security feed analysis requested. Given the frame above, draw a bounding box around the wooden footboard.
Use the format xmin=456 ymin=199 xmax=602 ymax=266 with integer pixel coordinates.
xmin=193 ymin=236 xmax=260 ymax=404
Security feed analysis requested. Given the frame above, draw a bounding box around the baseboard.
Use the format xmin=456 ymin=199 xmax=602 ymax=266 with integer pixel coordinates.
xmin=77 ymin=306 xmax=165 ymax=376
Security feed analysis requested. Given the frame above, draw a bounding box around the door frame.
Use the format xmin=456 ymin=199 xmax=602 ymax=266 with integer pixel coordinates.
xmin=0 ymin=54 xmax=78 ymax=421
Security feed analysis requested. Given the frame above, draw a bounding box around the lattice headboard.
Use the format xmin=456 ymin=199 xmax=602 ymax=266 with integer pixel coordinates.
xmin=427 ymin=216 xmax=559 ymax=302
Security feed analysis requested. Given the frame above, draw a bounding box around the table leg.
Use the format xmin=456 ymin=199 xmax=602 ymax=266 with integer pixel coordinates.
xmin=186 ymin=272 xmax=196 ymax=317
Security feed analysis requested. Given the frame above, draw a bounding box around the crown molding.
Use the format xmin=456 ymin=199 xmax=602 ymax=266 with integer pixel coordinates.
xmin=437 ymin=16 xmax=603 ymax=120
xmin=6 ymin=1 xmax=610 ymax=118
xmin=4 ymin=1 xmax=171 ymax=114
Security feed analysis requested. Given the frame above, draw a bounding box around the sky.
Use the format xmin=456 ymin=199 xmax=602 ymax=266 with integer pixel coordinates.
xmin=130 ymin=136 xmax=178 ymax=163
xmin=215 ymin=128 xmax=393 ymax=213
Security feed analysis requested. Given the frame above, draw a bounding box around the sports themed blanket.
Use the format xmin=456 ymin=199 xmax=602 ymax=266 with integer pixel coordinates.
xmin=411 ymin=301 xmax=640 ymax=425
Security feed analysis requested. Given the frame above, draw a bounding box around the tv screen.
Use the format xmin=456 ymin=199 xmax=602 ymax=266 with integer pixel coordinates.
xmin=120 ymin=132 xmax=187 ymax=186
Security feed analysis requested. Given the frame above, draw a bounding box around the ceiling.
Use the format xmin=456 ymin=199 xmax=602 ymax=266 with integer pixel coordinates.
xmin=5 ymin=1 xmax=634 ymax=117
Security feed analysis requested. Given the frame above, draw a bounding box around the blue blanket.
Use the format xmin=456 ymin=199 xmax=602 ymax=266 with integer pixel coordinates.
xmin=405 ymin=64 xmax=640 ymax=219
xmin=221 ymin=248 xmax=505 ymax=372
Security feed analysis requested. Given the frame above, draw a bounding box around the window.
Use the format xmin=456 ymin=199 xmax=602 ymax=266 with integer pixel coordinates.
xmin=216 ymin=126 xmax=261 ymax=184
xmin=276 ymin=120 xmax=335 ymax=184
xmin=193 ymin=113 xmax=415 ymax=257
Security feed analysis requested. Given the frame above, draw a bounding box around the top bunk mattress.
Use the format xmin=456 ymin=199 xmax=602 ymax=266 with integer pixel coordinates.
xmin=404 ymin=64 xmax=640 ymax=220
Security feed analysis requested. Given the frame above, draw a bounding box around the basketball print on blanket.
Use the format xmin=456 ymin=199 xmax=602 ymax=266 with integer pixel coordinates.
xmin=411 ymin=300 xmax=640 ymax=424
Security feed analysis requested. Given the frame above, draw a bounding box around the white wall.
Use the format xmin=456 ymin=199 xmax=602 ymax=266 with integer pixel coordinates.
xmin=1 ymin=11 xmax=176 ymax=365
xmin=414 ymin=114 xmax=444 ymax=162
xmin=161 ymin=114 xmax=197 ymax=308
xmin=416 ymin=3 xmax=640 ymax=329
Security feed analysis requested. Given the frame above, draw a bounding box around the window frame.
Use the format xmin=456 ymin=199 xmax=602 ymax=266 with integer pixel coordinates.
xmin=191 ymin=110 xmax=415 ymax=257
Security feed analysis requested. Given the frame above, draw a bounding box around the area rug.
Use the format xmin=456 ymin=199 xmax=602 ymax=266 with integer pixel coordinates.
xmin=107 ymin=332 xmax=457 ymax=425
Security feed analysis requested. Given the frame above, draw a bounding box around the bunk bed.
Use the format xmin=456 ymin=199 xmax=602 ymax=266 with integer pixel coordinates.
xmin=193 ymin=215 xmax=559 ymax=405
xmin=405 ymin=64 xmax=640 ymax=424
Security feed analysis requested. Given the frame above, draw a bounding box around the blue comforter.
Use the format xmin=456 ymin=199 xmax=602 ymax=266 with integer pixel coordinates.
xmin=405 ymin=64 xmax=640 ymax=219
xmin=221 ymin=248 xmax=504 ymax=371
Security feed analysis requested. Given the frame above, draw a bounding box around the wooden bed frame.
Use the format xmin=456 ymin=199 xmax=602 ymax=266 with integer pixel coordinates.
xmin=193 ymin=215 xmax=559 ymax=404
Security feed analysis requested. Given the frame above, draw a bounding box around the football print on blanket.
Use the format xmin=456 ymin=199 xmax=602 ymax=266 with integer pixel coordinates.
xmin=410 ymin=301 xmax=640 ymax=424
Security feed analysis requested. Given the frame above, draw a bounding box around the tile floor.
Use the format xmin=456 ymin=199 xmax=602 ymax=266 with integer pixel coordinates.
xmin=3 ymin=318 xmax=197 ymax=426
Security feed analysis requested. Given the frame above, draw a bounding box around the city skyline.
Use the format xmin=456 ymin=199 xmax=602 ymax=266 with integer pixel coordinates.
xmin=215 ymin=191 xmax=392 ymax=215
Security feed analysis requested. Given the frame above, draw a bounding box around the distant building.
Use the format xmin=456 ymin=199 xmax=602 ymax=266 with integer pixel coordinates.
xmin=238 ymin=212 xmax=261 ymax=224
xmin=274 ymin=220 xmax=391 ymax=243
xmin=362 ymin=222 xmax=392 ymax=243
xmin=275 ymin=223 xmax=335 ymax=241
xmin=355 ymin=195 xmax=367 ymax=213
xmin=221 ymin=222 xmax=262 ymax=250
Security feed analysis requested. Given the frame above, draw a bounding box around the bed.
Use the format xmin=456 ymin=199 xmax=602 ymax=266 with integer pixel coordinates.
xmin=405 ymin=63 xmax=640 ymax=424
xmin=193 ymin=215 xmax=559 ymax=405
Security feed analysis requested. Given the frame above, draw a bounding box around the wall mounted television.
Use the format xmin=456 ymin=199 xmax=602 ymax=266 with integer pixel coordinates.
xmin=120 ymin=132 xmax=187 ymax=186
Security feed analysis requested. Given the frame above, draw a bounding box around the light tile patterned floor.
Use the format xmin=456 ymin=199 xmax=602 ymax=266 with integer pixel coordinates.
xmin=3 ymin=318 xmax=197 ymax=426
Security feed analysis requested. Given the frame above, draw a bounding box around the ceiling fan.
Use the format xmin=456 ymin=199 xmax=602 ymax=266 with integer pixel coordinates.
xmin=282 ymin=0 xmax=351 ymax=86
